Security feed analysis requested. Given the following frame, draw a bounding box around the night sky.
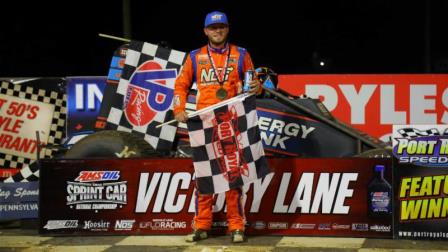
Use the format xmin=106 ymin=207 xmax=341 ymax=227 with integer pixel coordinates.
xmin=1 ymin=0 xmax=447 ymax=77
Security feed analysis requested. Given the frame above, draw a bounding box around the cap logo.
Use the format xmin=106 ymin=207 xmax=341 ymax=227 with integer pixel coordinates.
xmin=211 ymin=14 xmax=222 ymax=21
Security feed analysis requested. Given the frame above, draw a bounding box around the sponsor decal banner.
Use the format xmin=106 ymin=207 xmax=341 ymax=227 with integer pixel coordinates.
xmin=66 ymin=77 xmax=107 ymax=140
xmin=278 ymin=74 xmax=448 ymax=142
xmin=39 ymin=158 xmax=392 ymax=237
xmin=0 ymin=182 xmax=38 ymax=219
xmin=393 ymin=125 xmax=448 ymax=240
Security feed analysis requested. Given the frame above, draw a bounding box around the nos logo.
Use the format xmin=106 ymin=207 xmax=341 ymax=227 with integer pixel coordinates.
xmin=124 ymin=61 xmax=177 ymax=126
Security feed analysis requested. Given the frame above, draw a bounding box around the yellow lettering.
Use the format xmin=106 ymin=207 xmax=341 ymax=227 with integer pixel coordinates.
xmin=426 ymin=140 xmax=437 ymax=154
xmin=428 ymin=198 xmax=442 ymax=218
xmin=416 ymin=141 xmax=428 ymax=154
xmin=420 ymin=199 xmax=428 ymax=219
xmin=440 ymin=139 xmax=448 ymax=154
xmin=443 ymin=198 xmax=448 ymax=218
xmin=432 ymin=175 xmax=445 ymax=195
xmin=401 ymin=200 xmax=422 ymax=220
xmin=420 ymin=176 xmax=433 ymax=196
xmin=407 ymin=141 xmax=418 ymax=154
xmin=410 ymin=177 xmax=421 ymax=197
xmin=400 ymin=178 xmax=412 ymax=198
xmin=397 ymin=139 xmax=409 ymax=154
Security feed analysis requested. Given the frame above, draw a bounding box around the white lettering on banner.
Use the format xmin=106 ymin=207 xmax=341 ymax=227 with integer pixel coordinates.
xmin=334 ymin=173 xmax=358 ymax=214
xmin=75 ymin=83 xmax=103 ymax=110
xmin=66 ymin=183 xmax=127 ymax=203
xmin=258 ymin=117 xmax=315 ymax=149
xmin=305 ymin=85 xmax=338 ymax=111
xmin=136 ymin=172 xmax=191 ymax=213
xmin=135 ymin=171 xmax=357 ymax=214
xmin=274 ymin=172 xmax=358 ymax=214
xmin=14 ymin=187 xmax=39 ymax=198
xmin=0 ymin=189 xmax=11 ymax=200
xmin=287 ymin=173 xmax=313 ymax=213
xmin=410 ymin=85 xmax=436 ymax=123
xmin=274 ymin=173 xmax=291 ymax=213
xmin=44 ymin=220 xmax=78 ymax=230
xmin=442 ymin=88 xmax=448 ymax=123
xmin=380 ymin=85 xmax=406 ymax=124
xmin=260 ymin=132 xmax=289 ymax=149
xmin=154 ymin=173 xmax=170 ymax=213
xmin=306 ymin=84 xmax=445 ymax=124
xmin=250 ymin=173 xmax=274 ymax=212
xmin=0 ymin=203 xmax=38 ymax=211
xmin=311 ymin=173 xmax=340 ymax=213
xmin=302 ymin=83 xmax=448 ymax=139
xmin=164 ymin=173 xmax=190 ymax=213
xmin=340 ymin=85 xmax=376 ymax=124
xmin=135 ymin=173 xmax=162 ymax=213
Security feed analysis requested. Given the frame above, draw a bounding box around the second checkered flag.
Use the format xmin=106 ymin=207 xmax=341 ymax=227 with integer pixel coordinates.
xmin=96 ymin=40 xmax=187 ymax=151
xmin=187 ymin=94 xmax=271 ymax=194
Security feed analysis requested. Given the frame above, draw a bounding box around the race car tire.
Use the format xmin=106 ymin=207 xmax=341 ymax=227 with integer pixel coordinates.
xmin=355 ymin=148 xmax=392 ymax=158
xmin=63 ymin=130 xmax=162 ymax=158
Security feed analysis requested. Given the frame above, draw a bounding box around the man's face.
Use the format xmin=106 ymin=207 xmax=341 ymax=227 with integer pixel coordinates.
xmin=204 ymin=24 xmax=229 ymax=45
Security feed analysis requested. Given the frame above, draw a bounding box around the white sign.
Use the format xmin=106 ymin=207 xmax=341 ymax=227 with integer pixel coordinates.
xmin=0 ymin=94 xmax=54 ymax=159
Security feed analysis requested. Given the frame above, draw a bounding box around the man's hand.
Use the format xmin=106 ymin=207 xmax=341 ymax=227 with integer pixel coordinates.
xmin=237 ymin=81 xmax=243 ymax=94
xmin=175 ymin=111 xmax=188 ymax=123
xmin=248 ymin=78 xmax=261 ymax=94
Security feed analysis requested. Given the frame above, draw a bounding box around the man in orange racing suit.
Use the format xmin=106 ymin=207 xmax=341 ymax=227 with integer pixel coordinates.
xmin=173 ymin=11 xmax=261 ymax=243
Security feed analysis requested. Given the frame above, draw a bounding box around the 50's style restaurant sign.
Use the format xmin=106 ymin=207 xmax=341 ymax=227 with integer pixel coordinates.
xmin=40 ymin=158 xmax=392 ymax=238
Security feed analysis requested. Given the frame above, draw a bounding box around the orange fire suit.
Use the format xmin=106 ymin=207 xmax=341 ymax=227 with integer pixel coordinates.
xmin=174 ymin=43 xmax=254 ymax=231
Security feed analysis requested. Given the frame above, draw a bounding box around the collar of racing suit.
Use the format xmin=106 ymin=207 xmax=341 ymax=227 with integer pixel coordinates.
xmin=207 ymin=42 xmax=229 ymax=54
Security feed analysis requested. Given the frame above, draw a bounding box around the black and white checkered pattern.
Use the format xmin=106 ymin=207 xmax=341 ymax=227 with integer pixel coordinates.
xmin=0 ymin=81 xmax=66 ymax=179
xmin=3 ymin=161 xmax=39 ymax=182
xmin=187 ymin=94 xmax=270 ymax=194
xmin=100 ymin=41 xmax=187 ymax=151
xmin=397 ymin=128 xmax=440 ymax=139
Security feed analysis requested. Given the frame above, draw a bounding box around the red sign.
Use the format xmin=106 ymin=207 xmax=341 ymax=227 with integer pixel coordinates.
xmin=278 ymin=74 xmax=448 ymax=141
xmin=39 ymin=158 xmax=392 ymax=237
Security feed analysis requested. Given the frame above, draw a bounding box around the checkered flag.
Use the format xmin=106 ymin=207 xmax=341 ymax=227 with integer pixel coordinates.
xmin=187 ymin=94 xmax=271 ymax=194
xmin=96 ymin=41 xmax=187 ymax=151
xmin=397 ymin=128 xmax=440 ymax=139
xmin=3 ymin=162 xmax=39 ymax=183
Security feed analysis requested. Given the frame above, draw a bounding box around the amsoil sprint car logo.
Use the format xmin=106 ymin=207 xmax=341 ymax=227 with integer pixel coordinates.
xmin=124 ymin=61 xmax=177 ymax=126
xmin=212 ymin=107 xmax=249 ymax=183
xmin=67 ymin=171 xmax=127 ymax=212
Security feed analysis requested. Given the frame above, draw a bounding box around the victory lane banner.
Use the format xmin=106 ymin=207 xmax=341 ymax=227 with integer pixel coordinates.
xmin=393 ymin=125 xmax=448 ymax=240
xmin=39 ymin=158 xmax=392 ymax=238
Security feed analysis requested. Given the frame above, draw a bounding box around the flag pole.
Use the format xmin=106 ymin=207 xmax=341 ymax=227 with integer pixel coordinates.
xmin=155 ymin=118 xmax=178 ymax=128
xmin=98 ymin=33 xmax=131 ymax=43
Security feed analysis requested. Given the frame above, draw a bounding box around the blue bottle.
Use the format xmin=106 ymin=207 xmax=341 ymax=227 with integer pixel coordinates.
xmin=367 ymin=165 xmax=392 ymax=217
